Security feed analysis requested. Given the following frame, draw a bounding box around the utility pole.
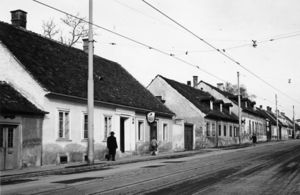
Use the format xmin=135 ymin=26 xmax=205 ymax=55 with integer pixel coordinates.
xmin=293 ymin=105 xmax=295 ymax=139
xmin=87 ymin=0 xmax=94 ymax=164
xmin=275 ymin=94 xmax=279 ymax=141
xmin=237 ymin=72 xmax=242 ymax=144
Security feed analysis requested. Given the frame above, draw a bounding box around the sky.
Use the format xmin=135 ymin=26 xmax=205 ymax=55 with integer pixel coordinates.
xmin=1 ymin=0 xmax=300 ymax=119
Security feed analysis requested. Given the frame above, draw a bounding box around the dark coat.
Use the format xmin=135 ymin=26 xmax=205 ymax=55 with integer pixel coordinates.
xmin=252 ymin=135 xmax=257 ymax=143
xmin=107 ymin=135 xmax=118 ymax=150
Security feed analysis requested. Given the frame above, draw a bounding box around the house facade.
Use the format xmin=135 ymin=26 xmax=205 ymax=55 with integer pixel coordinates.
xmin=0 ymin=10 xmax=176 ymax=167
xmin=197 ymin=80 xmax=267 ymax=143
xmin=147 ymin=75 xmax=239 ymax=149
xmin=0 ymin=81 xmax=46 ymax=170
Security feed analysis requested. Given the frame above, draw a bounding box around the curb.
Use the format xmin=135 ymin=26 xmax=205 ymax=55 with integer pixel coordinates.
xmin=0 ymin=150 xmax=210 ymax=183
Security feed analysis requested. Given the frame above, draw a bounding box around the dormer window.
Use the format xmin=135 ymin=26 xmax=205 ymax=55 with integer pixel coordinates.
xmin=210 ymin=100 xmax=213 ymax=110
xmin=245 ymin=101 xmax=248 ymax=108
xmin=220 ymin=104 xmax=223 ymax=112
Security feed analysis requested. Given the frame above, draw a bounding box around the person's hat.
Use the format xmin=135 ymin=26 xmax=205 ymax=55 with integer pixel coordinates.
xmin=110 ymin=131 xmax=115 ymax=135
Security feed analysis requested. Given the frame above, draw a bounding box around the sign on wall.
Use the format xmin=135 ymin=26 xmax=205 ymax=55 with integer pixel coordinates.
xmin=146 ymin=112 xmax=156 ymax=123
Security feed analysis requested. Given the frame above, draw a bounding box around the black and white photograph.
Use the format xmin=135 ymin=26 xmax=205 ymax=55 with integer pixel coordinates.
xmin=0 ymin=0 xmax=300 ymax=194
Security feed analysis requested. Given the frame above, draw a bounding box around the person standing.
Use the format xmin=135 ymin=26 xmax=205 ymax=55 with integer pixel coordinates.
xmin=150 ymin=137 xmax=158 ymax=155
xmin=107 ymin=131 xmax=118 ymax=161
xmin=251 ymin=133 xmax=257 ymax=146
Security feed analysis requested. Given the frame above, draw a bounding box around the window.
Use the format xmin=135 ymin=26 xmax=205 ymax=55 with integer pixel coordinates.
xmin=58 ymin=110 xmax=70 ymax=139
xmin=212 ymin=123 xmax=216 ymax=136
xmin=0 ymin=129 xmax=3 ymax=147
xmin=234 ymin=127 xmax=237 ymax=137
xmin=223 ymin=125 xmax=227 ymax=136
xmin=218 ymin=125 xmax=221 ymax=136
xmin=230 ymin=126 xmax=233 ymax=137
xmin=249 ymin=120 xmax=251 ymax=134
xmin=138 ymin=120 xmax=144 ymax=141
xmin=104 ymin=116 xmax=112 ymax=140
xmin=7 ymin=128 xmax=13 ymax=148
xmin=163 ymin=123 xmax=168 ymax=141
xmin=83 ymin=114 xmax=88 ymax=139
xmin=206 ymin=122 xmax=210 ymax=136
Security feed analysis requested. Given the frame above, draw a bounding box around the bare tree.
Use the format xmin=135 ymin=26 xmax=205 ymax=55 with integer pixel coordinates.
xmin=42 ymin=13 xmax=89 ymax=47
xmin=42 ymin=19 xmax=59 ymax=39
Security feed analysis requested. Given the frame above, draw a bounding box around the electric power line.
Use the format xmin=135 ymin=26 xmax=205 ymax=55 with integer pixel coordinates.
xmin=142 ymin=0 xmax=300 ymax=107
xmin=32 ymin=0 xmax=225 ymax=82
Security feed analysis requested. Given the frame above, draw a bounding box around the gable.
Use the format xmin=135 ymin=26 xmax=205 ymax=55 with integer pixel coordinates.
xmin=0 ymin=81 xmax=46 ymax=116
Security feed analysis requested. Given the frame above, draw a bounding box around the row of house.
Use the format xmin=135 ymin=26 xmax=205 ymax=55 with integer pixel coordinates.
xmin=1 ymin=10 xmax=299 ymax=170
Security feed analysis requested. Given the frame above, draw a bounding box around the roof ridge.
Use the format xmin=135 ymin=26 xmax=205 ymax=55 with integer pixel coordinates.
xmin=0 ymin=21 xmax=119 ymax=65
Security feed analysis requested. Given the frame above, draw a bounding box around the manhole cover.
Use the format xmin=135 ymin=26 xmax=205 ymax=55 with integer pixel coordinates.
xmin=52 ymin=177 xmax=103 ymax=184
xmin=142 ymin=165 xmax=165 ymax=168
xmin=1 ymin=179 xmax=38 ymax=185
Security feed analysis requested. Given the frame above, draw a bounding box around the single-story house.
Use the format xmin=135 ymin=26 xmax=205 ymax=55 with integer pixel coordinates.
xmin=0 ymin=10 xmax=176 ymax=167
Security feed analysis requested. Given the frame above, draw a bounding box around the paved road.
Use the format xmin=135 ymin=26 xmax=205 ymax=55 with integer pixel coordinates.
xmin=1 ymin=140 xmax=300 ymax=195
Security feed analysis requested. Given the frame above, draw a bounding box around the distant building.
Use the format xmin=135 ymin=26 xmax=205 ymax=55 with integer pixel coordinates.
xmin=197 ymin=80 xmax=267 ymax=142
xmin=148 ymin=75 xmax=239 ymax=149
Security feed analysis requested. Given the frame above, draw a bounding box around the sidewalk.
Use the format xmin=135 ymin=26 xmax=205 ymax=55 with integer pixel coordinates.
xmin=0 ymin=141 xmax=278 ymax=183
xmin=0 ymin=149 xmax=218 ymax=183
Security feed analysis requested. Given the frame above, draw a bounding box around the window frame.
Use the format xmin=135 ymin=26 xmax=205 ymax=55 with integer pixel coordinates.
xmin=162 ymin=122 xmax=169 ymax=141
xmin=82 ymin=113 xmax=88 ymax=139
xmin=137 ymin=119 xmax=145 ymax=141
xmin=57 ymin=109 xmax=70 ymax=140
xmin=103 ymin=115 xmax=112 ymax=141
xmin=206 ymin=122 xmax=210 ymax=136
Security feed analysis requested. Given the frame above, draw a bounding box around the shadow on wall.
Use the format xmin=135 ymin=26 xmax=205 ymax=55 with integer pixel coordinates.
xmin=22 ymin=138 xmax=42 ymax=168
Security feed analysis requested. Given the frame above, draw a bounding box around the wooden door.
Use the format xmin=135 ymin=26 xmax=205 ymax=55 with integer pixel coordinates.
xmin=0 ymin=125 xmax=19 ymax=170
xmin=184 ymin=124 xmax=193 ymax=150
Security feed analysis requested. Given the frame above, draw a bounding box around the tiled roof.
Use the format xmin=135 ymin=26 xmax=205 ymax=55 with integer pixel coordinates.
xmin=256 ymin=108 xmax=277 ymax=125
xmin=200 ymin=80 xmax=263 ymax=118
xmin=159 ymin=76 xmax=238 ymax=123
xmin=0 ymin=81 xmax=46 ymax=116
xmin=0 ymin=21 xmax=173 ymax=116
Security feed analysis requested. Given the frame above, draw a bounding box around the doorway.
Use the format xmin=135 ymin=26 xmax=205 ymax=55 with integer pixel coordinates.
xmin=120 ymin=117 xmax=132 ymax=153
xmin=150 ymin=122 xmax=157 ymax=141
xmin=184 ymin=124 xmax=193 ymax=150
xmin=0 ymin=125 xmax=19 ymax=170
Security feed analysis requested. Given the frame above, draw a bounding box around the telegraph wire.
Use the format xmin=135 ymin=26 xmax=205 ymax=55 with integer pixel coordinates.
xmin=32 ymin=0 xmax=226 ymax=82
xmin=142 ymin=0 xmax=300 ymax=106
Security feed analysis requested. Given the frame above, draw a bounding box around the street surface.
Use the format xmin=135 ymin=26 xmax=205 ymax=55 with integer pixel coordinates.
xmin=1 ymin=140 xmax=300 ymax=195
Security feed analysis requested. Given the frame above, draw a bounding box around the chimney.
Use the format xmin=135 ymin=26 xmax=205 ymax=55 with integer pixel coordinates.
xmin=155 ymin=96 xmax=165 ymax=103
xmin=216 ymin=83 xmax=224 ymax=91
xmin=82 ymin=38 xmax=89 ymax=53
xmin=259 ymin=105 xmax=263 ymax=109
xmin=267 ymin=106 xmax=272 ymax=112
xmin=281 ymin=112 xmax=285 ymax=116
xmin=11 ymin=10 xmax=27 ymax=29
xmin=193 ymin=76 xmax=198 ymax=87
xmin=187 ymin=81 xmax=191 ymax=86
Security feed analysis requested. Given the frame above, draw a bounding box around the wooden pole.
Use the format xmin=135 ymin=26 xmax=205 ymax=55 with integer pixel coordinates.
xmin=238 ymin=72 xmax=242 ymax=144
xmin=88 ymin=0 xmax=94 ymax=164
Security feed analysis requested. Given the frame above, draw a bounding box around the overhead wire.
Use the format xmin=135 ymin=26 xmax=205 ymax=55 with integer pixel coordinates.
xmin=32 ymin=0 xmax=226 ymax=82
xmin=142 ymin=0 xmax=300 ymax=107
